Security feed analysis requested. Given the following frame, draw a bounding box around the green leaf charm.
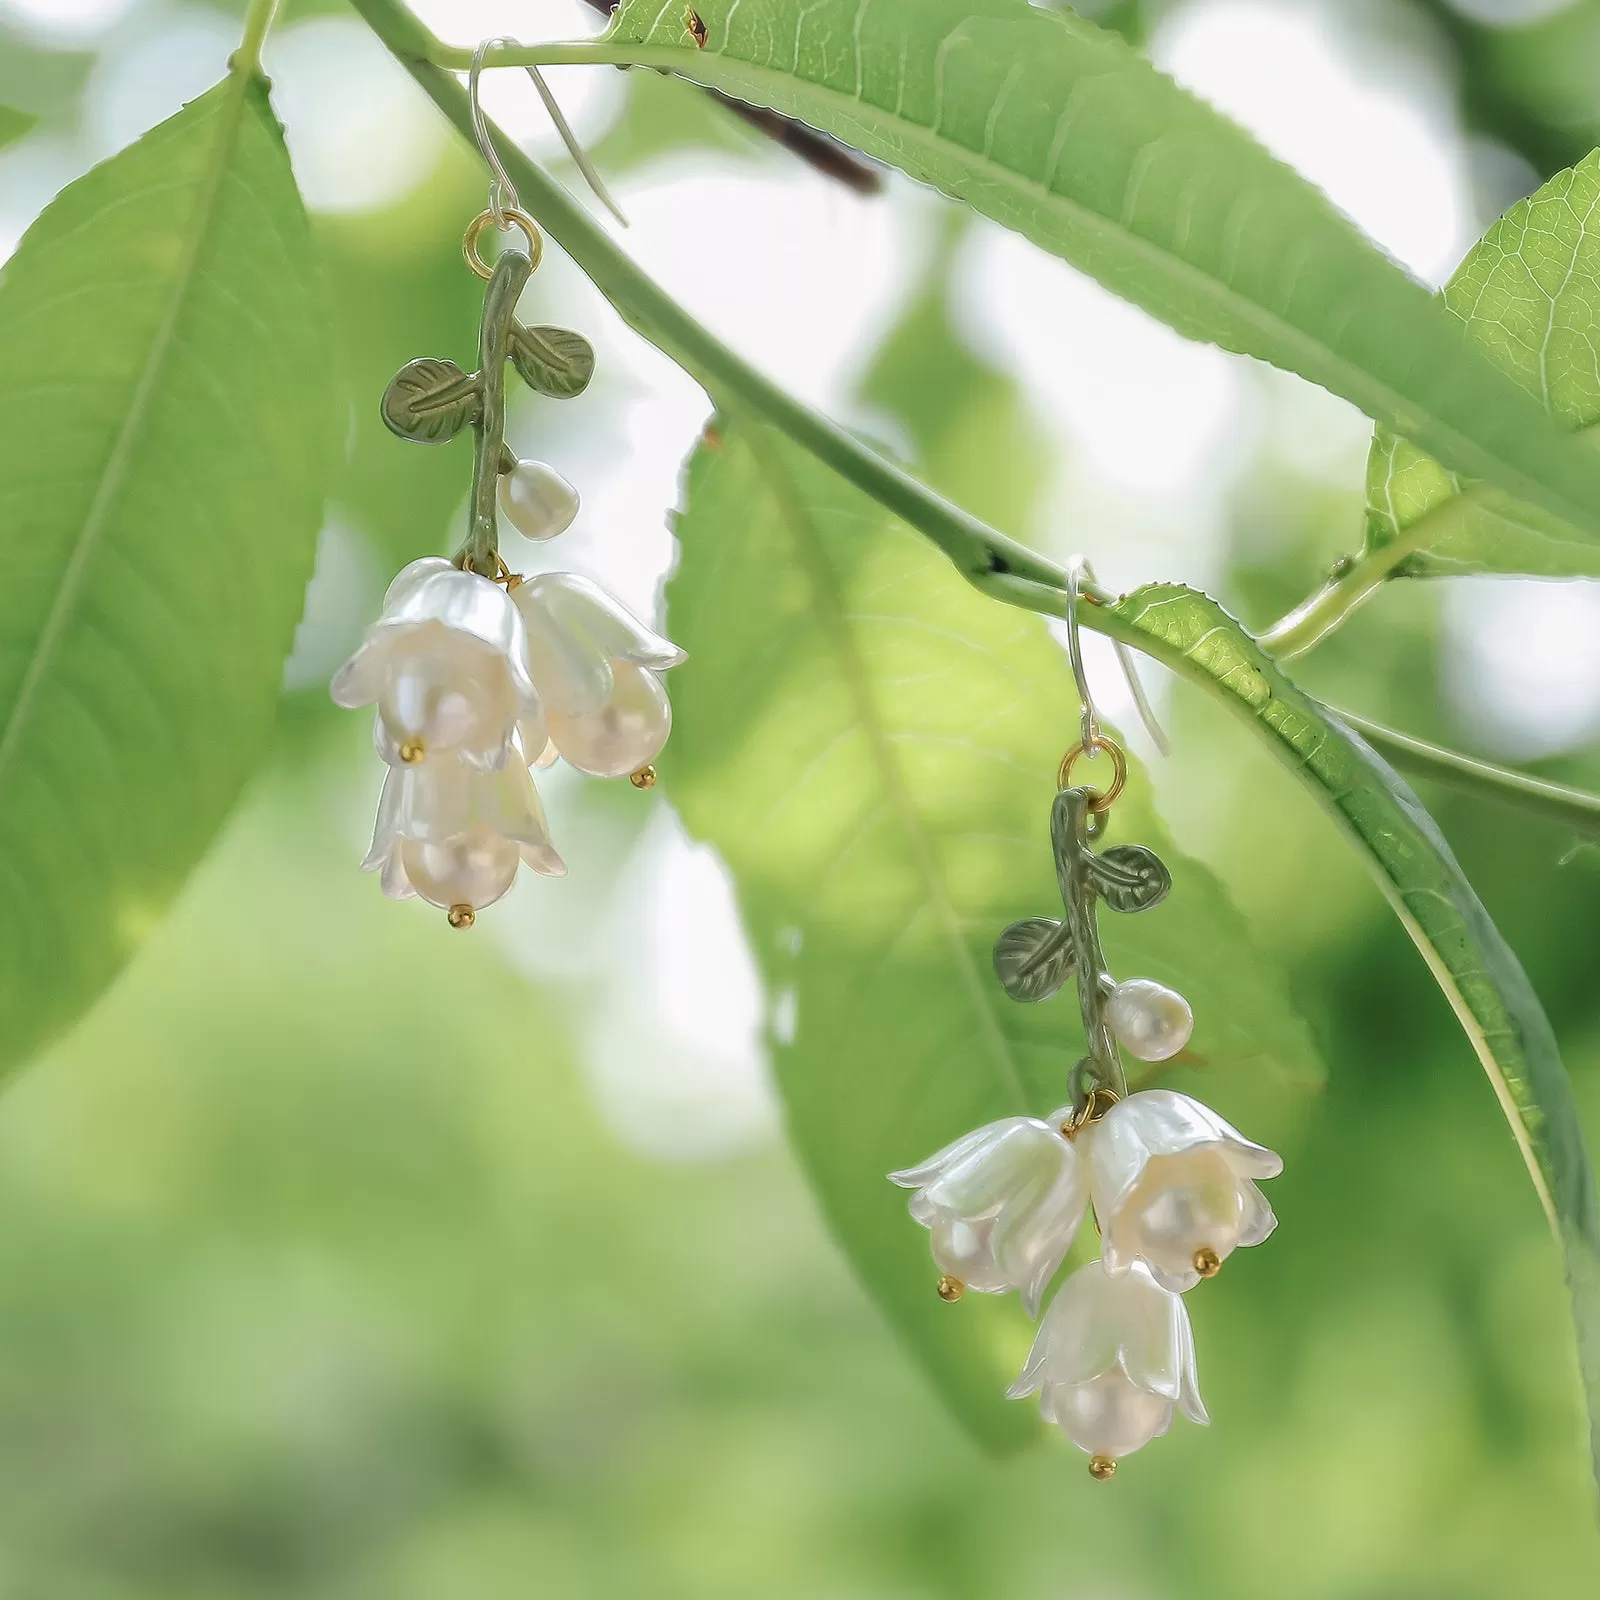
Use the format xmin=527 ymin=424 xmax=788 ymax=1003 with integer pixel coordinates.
xmin=380 ymin=355 xmax=481 ymax=443
xmin=508 ymin=323 xmax=596 ymax=398
xmin=992 ymin=917 xmax=1075 ymax=1004
xmin=1089 ymin=844 xmax=1173 ymax=914
xmin=0 ymin=73 xmax=331 ymax=1075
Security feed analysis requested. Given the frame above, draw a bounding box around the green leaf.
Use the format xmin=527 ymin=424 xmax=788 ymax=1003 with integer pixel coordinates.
xmin=380 ymin=355 xmax=480 ymax=443
xmin=588 ymin=0 xmax=1600 ymax=542
xmin=660 ymin=424 xmax=1322 ymax=1446
xmin=1105 ymin=582 xmax=1600 ymax=1484
xmin=0 ymin=73 xmax=331 ymax=1074
xmin=1362 ymin=150 xmax=1600 ymax=580
xmin=507 ymin=322 xmax=595 ymax=399
xmin=0 ymin=105 xmax=35 ymax=151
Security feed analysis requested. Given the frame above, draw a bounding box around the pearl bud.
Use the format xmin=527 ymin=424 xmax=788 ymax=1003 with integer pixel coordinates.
xmin=1106 ymin=979 xmax=1193 ymax=1062
xmin=498 ymin=459 xmax=580 ymax=541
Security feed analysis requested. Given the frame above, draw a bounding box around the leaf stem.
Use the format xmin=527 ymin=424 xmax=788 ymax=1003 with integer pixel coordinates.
xmin=231 ymin=0 xmax=282 ymax=77
xmin=1259 ymin=488 xmax=1484 ymax=659
xmin=1331 ymin=710 xmax=1600 ymax=843
xmin=974 ymin=569 xmax=1600 ymax=845
xmin=346 ymin=0 xmax=1600 ymax=848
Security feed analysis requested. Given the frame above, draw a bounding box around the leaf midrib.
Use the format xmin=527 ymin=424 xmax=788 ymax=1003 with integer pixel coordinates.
xmin=742 ymin=423 xmax=1030 ymax=1111
xmin=0 ymin=73 xmax=259 ymax=795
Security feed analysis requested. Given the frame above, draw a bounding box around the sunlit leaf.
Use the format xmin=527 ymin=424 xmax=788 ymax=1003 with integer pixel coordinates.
xmin=0 ymin=74 xmax=331 ymax=1074
xmin=1106 ymin=582 xmax=1600 ymax=1485
xmin=592 ymin=0 xmax=1600 ymax=542
xmin=1362 ymin=150 xmax=1600 ymax=580
xmin=660 ymin=426 xmax=1321 ymax=1446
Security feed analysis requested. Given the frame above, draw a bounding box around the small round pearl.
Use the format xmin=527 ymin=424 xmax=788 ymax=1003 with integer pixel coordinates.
xmin=547 ymin=661 xmax=671 ymax=778
xmin=498 ymin=460 xmax=580 ymax=541
xmin=401 ymin=825 xmax=521 ymax=911
xmin=1127 ymin=1150 xmax=1243 ymax=1280
xmin=1046 ymin=1369 xmax=1172 ymax=1459
xmin=380 ymin=660 xmax=481 ymax=753
xmin=1106 ymin=978 xmax=1194 ymax=1062
xmin=930 ymin=1214 xmax=1009 ymax=1293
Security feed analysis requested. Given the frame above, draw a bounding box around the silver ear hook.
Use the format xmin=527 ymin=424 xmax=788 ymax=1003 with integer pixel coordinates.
xmin=469 ymin=37 xmax=629 ymax=229
xmin=1065 ymin=558 xmax=1170 ymax=758
xmin=470 ymin=39 xmax=521 ymax=228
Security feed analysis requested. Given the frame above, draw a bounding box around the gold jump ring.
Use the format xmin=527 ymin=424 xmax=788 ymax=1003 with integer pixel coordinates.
xmin=1057 ymin=735 xmax=1127 ymax=811
xmin=462 ymin=207 xmax=544 ymax=280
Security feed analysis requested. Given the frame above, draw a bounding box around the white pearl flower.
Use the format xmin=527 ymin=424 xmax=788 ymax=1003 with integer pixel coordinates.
xmin=1009 ymin=1258 xmax=1207 ymax=1470
xmin=512 ymin=574 xmax=686 ymax=778
xmin=332 ymin=558 xmax=543 ymax=771
xmin=889 ymin=1112 xmax=1087 ymax=1316
xmin=1090 ymin=1089 xmax=1282 ymax=1293
xmin=362 ymin=747 xmax=565 ymax=923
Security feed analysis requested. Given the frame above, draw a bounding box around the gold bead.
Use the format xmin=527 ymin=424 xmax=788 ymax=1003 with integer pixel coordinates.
xmin=935 ymin=1275 xmax=965 ymax=1303
xmin=446 ymin=904 xmax=475 ymax=930
xmin=1088 ymin=1455 xmax=1117 ymax=1481
xmin=629 ymin=764 xmax=658 ymax=790
xmin=1193 ymin=1245 xmax=1221 ymax=1279
xmin=399 ymin=738 xmax=425 ymax=765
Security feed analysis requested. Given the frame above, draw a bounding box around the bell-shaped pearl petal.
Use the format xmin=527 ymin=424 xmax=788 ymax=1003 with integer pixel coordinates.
xmin=362 ymin=749 xmax=565 ymax=912
xmin=498 ymin=459 xmax=581 ymax=541
xmin=1009 ymin=1259 xmax=1206 ymax=1460
xmin=520 ymin=573 xmax=686 ymax=674
xmin=513 ymin=574 xmax=685 ymax=777
xmin=889 ymin=1110 xmax=1087 ymax=1317
xmin=1090 ymin=1089 xmax=1283 ymax=1293
xmin=332 ymin=558 xmax=540 ymax=771
xmin=1106 ymin=978 xmax=1194 ymax=1062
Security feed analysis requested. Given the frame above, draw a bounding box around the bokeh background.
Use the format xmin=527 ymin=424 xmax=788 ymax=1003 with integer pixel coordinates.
xmin=3 ymin=0 xmax=1600 ymax=1593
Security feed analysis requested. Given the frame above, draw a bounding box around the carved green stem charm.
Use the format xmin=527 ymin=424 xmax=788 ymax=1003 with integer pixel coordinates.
xmin=378 ymin=246 xmax=597 ymax=577
xmin=993 ymin=786 xmax=1173 ymax=1112
xmin=1056 ymin=789 xmax=1125 ymax=1104
xmin=465 ymin=248 xmax=531 ymax=575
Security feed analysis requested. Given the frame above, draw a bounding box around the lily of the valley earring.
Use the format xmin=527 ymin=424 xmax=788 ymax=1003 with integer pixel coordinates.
xmin=329 ymin=201 xmax=682 ymax=929
xmin=889 ymin=570 xmax=1281 ymax=1481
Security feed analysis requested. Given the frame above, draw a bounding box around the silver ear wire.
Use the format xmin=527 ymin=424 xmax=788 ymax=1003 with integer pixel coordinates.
xmin=469 ymin=37 xmax=628 ymax=228
xmin=1065 ymin=558 xmax=1169 ymax=758
xmin=469 ymin=39 xmax=521 ymax=227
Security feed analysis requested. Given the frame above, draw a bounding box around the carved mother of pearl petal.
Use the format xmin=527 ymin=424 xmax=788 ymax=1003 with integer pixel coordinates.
xmin=498 ymin=459 xmax=580 ymax=541
xmin=1107 ymin=978 xmax=1194 ymax=1062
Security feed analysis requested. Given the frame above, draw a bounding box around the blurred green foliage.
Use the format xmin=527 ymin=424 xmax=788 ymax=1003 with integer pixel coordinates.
xmin=1 ymin=1 xmax=1600 ymax=1596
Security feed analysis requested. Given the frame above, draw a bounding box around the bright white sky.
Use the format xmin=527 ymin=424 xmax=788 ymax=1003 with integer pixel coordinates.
xmin=1 ymin=0 xmax=1596 ymax=1149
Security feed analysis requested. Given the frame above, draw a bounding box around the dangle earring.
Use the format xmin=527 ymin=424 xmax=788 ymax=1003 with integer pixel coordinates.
xmin=330 ymin=42 xmax=683 ymax=928
xmin=889 ymin=562 xmax=1281 ymax=1480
